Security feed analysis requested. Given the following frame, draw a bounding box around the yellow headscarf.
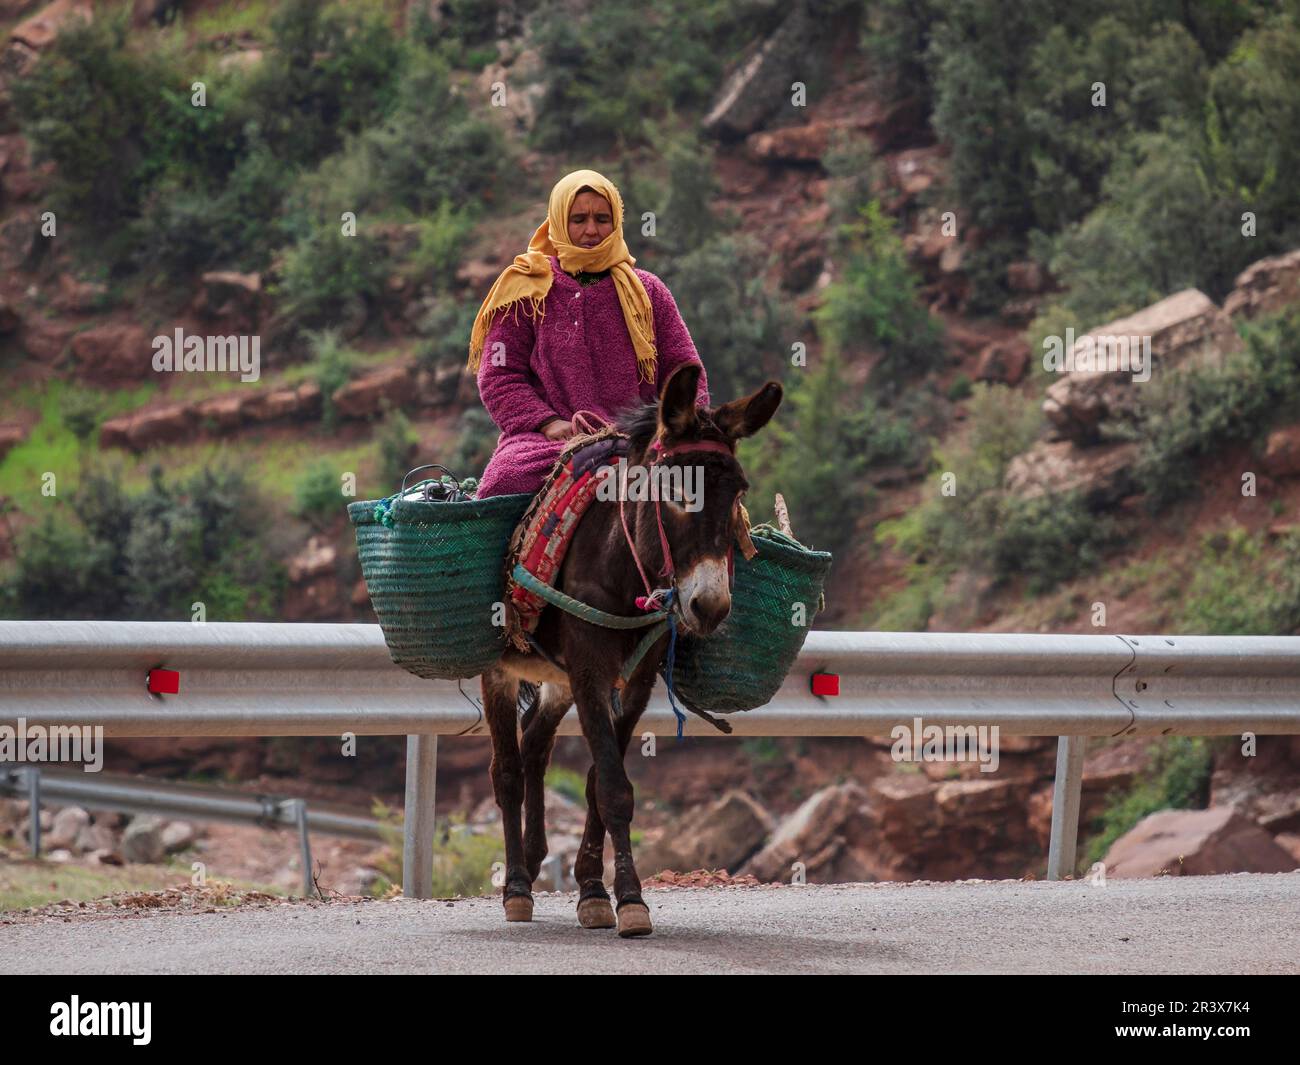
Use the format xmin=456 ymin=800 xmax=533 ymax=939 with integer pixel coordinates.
xmin=467 ymin=168 xmax=657 ymax=383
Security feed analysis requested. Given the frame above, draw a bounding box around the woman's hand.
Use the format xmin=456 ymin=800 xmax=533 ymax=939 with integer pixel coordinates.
xmin=541 ymin=419 xmax=575 ymax=441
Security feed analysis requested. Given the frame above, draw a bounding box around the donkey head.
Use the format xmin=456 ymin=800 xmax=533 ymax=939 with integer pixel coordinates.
xmin=635 ymin=364 xmax=783 ymax=635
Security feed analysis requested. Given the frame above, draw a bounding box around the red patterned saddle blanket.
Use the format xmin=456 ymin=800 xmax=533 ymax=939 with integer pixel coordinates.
xmin=503 ymin=426 xmax=630 ymax=652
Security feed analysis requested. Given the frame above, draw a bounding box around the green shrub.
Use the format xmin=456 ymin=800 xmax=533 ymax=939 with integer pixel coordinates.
xmin=372 ymin=803 xmax=502 ymax=899
xmin=742 ymin=349 xmax=924 ymax=555
xmin=415 ymin=300 xmax=478 ymax=371
xmin=656 ymin=233 xmax=794 ymax=402
xmin=545 ymin=766 xmax=587 ymax=806
xmin=274 ymin=230 xmax=388 ymax=342
xmin=406 ymin=201 xmax=478 ymax=291
xmin=1083 ymin=738 xmax=1213 ymax=869
xmin=1110 ymin=309 xmax=1300 ymax=509
xmin=294 ymin=462 xmax=342 ymax=530
xmin=529 ymin=0 xmax=771 ymax=151
xmin=309 ymin=330 xmax=359 ymax=431
xmin=814 ymin=201 xmax=944 ymax=393
xmin=377 ymin=409 xmax=417 ymax=485
xmin=4 ymin=465 xmax=285 ymax=621
xmin=1178 ymin=527 xmax=1300 ymax=635
xmin=241 ymin=0 xmax=406 ymax=168
xmin=449 ymin=408 xmax=500 ymax=479
xmin=878 ymin=383 xmax=1112 ymax=614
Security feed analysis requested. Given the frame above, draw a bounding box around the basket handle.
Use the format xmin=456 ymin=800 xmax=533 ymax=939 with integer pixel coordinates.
xmin=401 ymin=464 xmax=460 ymax=496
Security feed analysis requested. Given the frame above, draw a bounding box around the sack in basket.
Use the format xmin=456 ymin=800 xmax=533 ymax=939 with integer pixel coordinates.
xmin=349 ymin=466 xmax=532 ymax=680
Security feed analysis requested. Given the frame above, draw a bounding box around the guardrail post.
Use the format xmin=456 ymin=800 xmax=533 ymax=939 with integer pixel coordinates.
xmin=286 ymin=799 xmax=314 ymax=899
xmin=1046 ymin=735 xmax=1086 ymax=880
xmin=27 ymin=766 xmax=41 ymax=858
xmin=403 ymin=734 xmax=438 ymax=900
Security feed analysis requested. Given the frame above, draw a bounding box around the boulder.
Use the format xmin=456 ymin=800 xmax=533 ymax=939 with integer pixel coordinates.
xmin=740 ymin=782 xmax=869 ymax=883
xmin=745 ymin=121 xmax=840 ymax=163
xmin=125 ymin=403 xmax=193 ymax=449
xmin=121 ymin=815 xmax=166 ymax=864
xmin=1260 ymin=425 xmax=1300 ymax=478
xmin=701 ymin=2 xmax=831 ymax=140
xmin=46 ymin=805 xmax=89 ymax=850
xmin=10 ymin=0 xmax=92 ymax=52
xmin=160 ymin=820 xmax=197 ymax=852
xmin=295 ymin=381 xmax=323 ymax=418
xmin=331 ymin=364 xmax=412 ymax=419
xmin=1223 ymin=248 xmax=1300 ymax=322
xmin=1042 ymin=289 xmax=1234 ymax=445
xmin=637 ymin=790 xmax=774 ymax=876
xmin=0 ymin=422 xmax=25 ymax=461
xmin=1103 ymin=806 xmax=1296 ymax=877
xmin=71 ymin=322 xmax=153 ymax=381
xmin=74 ymin=821 xmax=117 ymax=855
xmin=53 ymin=272 xmax=107 ymax=313
xmin=196 ymin=270 xmax=261 ymax=326
xmin=475 ymin=47 xmax=544 ymax=134
xmin=974 ymin=338 xmax=1030 ymax=385
xmin=288 ymin=535 xmax=337 ymax=583
xmin=1004 ymin=440 xmax=1138 ymax=507
xmin=195 ymin=393 xmax=244 ymax=431
xmin=17 ymin=311 xmax=73 ymax=362
xmin=98 ymin=414 xmax=132 ymax=449
xmin=0 ymin=209 xmax=40 ymax=270
xmin=241 ymin=386 xmax=301 ymax=423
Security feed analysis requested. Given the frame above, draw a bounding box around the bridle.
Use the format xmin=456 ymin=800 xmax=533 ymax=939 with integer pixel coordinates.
xmin=618 ymin=435 xmax=739 ymax=613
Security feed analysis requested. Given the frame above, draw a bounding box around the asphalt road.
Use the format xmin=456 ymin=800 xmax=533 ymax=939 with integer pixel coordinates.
xmin=3 ymin=874 xmax=1297 ymax=974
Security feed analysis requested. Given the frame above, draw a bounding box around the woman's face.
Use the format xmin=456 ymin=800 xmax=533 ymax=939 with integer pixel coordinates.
xmin=567 ymin=191 xmax=615 ymax=249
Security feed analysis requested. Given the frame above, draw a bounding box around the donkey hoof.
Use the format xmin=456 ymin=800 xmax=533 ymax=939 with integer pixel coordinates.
xmin=616 ymin=902 xmax=652 ymax=938
xmin=503 ymin=895 xmax=534 ymax=923
xmin=577 ymin=897 xmax=616 ymax=929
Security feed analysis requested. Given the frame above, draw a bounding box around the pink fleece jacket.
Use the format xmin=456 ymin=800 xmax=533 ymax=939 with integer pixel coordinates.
xmin=474 ymin=255 xmax=710 ymax=498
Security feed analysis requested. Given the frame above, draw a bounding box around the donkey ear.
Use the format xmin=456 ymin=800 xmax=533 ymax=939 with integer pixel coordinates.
xmin=659 ymin=364 xmax=701 ymax=437
xmin=714 ymin=380 xmax=783 ymax=440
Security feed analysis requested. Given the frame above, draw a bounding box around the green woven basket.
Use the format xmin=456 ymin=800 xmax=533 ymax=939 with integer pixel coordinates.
xmin=666 ymin=530 xmax=832 ymax=713
xmin=349 ymin=490 xmax=532 ymax=680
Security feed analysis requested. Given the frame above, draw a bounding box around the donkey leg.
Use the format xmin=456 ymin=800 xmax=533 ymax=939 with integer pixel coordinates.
xmin=482 ymin=666 xmax=532 ymax=922
xmin=571 ymin=671 xmax=657 ymax=930
xmin=572 ymin=673 xmax=654 ymax=938
xmin=572 ymin=763 xmax=615 ymax=928
xmin=521 ymin=682 xmax=571 ymax=884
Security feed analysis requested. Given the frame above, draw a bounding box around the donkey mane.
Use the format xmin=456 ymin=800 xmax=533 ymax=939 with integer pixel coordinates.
xmin=615 ymin=400 xmax=726 ymax=454
xmin=614 ymin=402 xmax=659 ymax=453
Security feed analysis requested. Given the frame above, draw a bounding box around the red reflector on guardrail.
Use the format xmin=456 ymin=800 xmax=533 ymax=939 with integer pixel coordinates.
xmin=810 ymin=673 xmax=839 ymax=696
xmin=148 ymin=669 xmax=180 ymax=695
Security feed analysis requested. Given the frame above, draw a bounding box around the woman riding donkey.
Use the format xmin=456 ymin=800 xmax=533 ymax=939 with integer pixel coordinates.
xmin=468 ymin=168 xmax=710 ymax=498
xmin=467 ymin=169 xmax=783 ymax=938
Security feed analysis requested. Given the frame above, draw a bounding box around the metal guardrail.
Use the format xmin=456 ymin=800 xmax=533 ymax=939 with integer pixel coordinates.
xmin=2 ymin=621 xmax=1299 ymax=896
xmin=0 ymin=767 xmax=384 ymax=897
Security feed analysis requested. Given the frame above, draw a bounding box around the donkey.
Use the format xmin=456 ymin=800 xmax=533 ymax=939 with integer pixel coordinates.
xmin=480 ymin=364 xmax=782 ymax=937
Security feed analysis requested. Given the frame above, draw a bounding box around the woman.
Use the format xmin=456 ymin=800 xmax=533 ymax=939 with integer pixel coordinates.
xmin=467 ymin=168 xmax=709 ymax=498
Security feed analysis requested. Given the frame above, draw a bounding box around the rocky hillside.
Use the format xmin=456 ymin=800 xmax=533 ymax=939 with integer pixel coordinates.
xmin=2 ymin=0 xmax=1299 ymax=886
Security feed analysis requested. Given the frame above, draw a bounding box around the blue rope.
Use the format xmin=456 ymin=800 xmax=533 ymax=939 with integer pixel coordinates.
xmin=660 ymin=589 xmax=688 ymax=739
